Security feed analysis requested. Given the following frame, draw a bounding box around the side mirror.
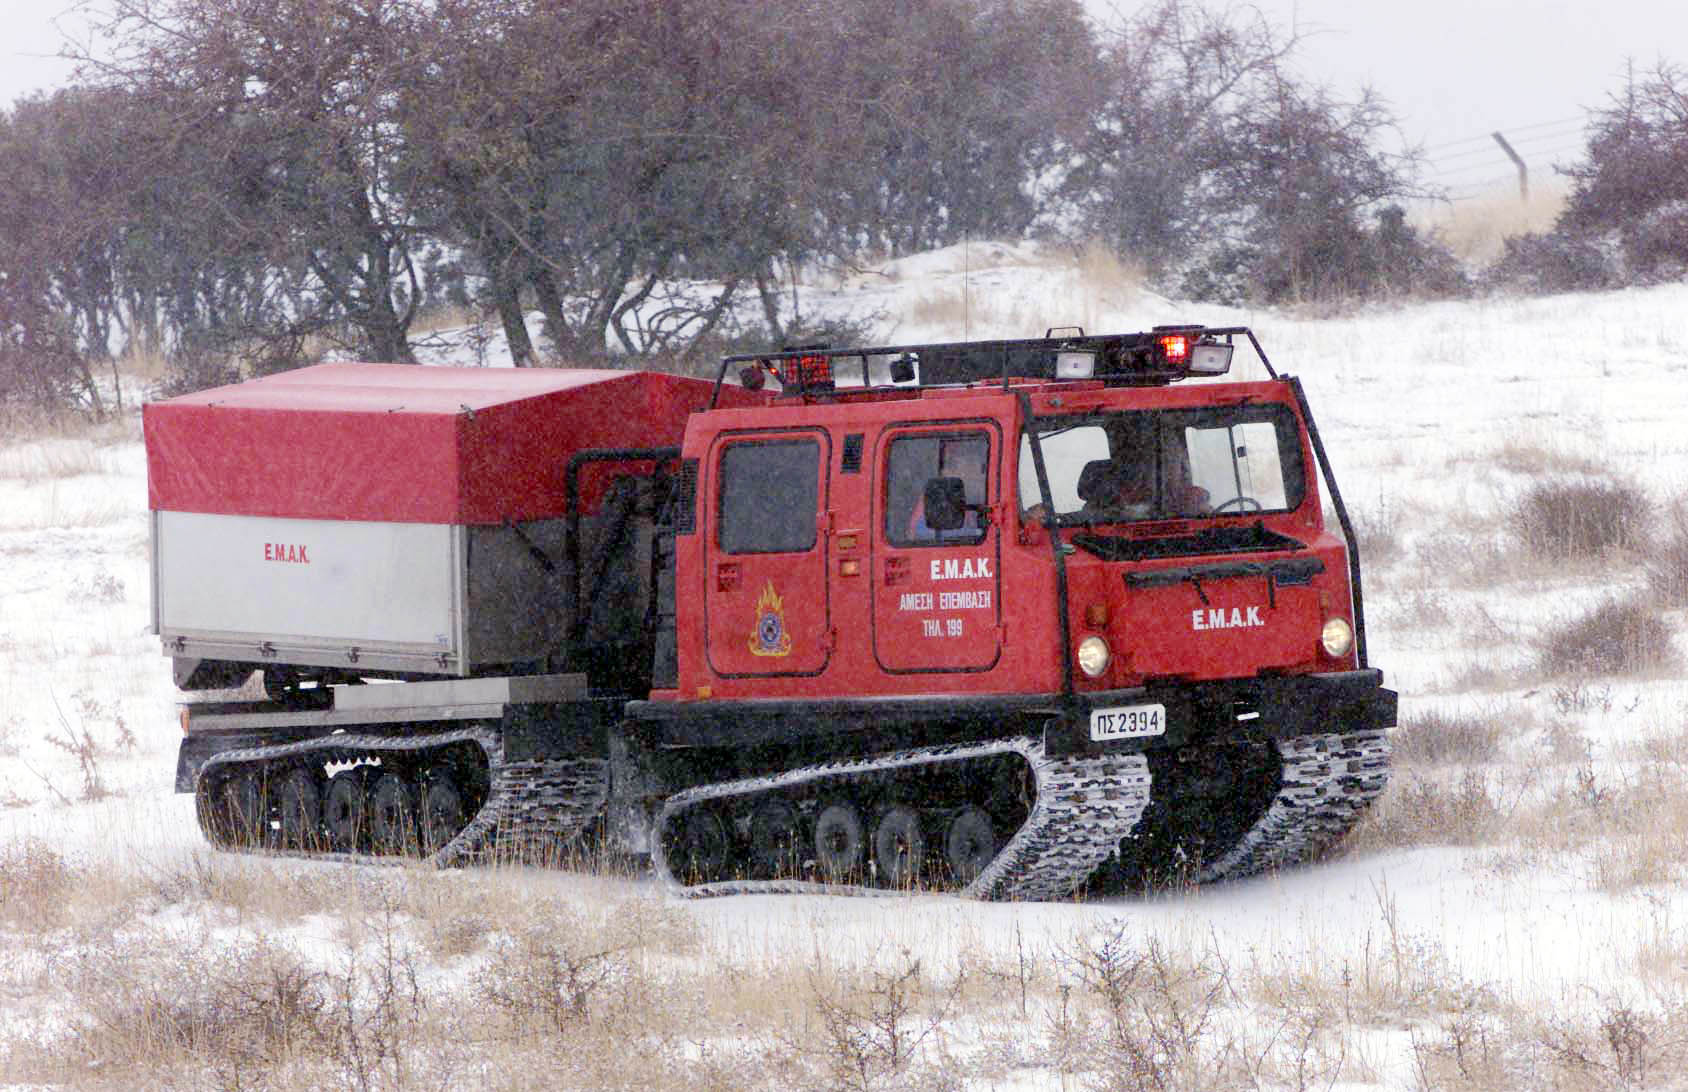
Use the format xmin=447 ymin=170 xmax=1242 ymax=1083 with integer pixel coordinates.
xmin=922 ymin=477 xmax=968 ymax=532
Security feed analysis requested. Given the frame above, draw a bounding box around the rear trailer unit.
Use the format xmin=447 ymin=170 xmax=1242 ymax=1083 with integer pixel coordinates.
xmin=145 ymin=363 xmax=715 ymax=692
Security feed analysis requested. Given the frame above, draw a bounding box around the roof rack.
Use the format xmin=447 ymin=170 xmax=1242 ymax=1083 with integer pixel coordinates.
xmin=708 ymin=325 xmax=1278 ymax=408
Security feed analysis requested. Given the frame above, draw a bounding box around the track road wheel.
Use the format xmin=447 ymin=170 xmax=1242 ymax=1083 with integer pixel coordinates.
xmin=323 ymin=769 xmax=367 ymax=852
xmin=814 ymin=801 xmax=865 ymax=883
xmin=222 ymin=767 xmax=268 ymax=847
xmin=944 ymin=806 xmax=996 ymax=886
xmin=748 ymin=799 xmax=802 ymax=879
xmin=670 ymin=808 xmax=730 ymax=882
xmin=873 ymin=805 xmax=926 ymax=889
xmin=419 ymin=770 xmax=466 ymax=854
xmin=368 ymin=771 xmax=418 ymax=855
xmin=277 ymin=767 xmax=323 ymax=850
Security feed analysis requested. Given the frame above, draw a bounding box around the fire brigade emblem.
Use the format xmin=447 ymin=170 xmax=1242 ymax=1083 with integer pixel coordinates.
xmin=749 ymin=580 xmax=793 ymax=657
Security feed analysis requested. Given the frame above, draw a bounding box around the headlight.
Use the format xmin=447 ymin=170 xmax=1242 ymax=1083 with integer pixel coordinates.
xmin=1321 ymin=617 xmax=1354 ymax=658
xmin=1077 ymin=636 xmax=1111 ymax=677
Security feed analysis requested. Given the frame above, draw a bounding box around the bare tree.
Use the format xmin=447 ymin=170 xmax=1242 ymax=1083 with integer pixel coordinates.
xmin=1063 ymin=0 xmax=1435 ymax=304
xmin=1560 ymin=60 xmax=1688 ymax=281
xmin=0 ymin=89 xmax=137 ymax=417
xmin=86 ymin=0 xmax=435 ymax=364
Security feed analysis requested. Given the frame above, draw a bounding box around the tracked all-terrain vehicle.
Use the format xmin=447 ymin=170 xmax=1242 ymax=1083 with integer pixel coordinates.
xmin=149 ymin=327 xmax=1394 ymax=897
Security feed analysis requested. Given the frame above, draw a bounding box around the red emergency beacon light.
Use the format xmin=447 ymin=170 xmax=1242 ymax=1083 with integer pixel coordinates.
xmin=780 ymin=352 xmax=833 ymax=391
xmin=1157 ymin=332 xmax=1191 ymax=365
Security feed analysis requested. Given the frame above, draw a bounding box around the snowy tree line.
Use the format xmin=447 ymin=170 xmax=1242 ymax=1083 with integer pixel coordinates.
xmin=0 ymin=0 xmax=1680 ymax=417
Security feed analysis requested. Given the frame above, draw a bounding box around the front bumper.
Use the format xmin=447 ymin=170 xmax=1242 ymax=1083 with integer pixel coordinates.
xmin=1042 ymin=669 xmax=1397 ymax=757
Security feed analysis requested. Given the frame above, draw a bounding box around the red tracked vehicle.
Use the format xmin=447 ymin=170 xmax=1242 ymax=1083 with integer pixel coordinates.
xmin=153 ymin=327 xmax=1394 ymax=897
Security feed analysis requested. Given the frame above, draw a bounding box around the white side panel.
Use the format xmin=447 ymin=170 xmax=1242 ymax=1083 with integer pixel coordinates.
xmin=156 ymin=511 xmax=457 ymax=651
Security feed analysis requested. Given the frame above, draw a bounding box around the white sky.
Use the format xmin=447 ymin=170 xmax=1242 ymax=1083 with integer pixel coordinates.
xmin=1089 ymin=0 xmax=1688 ymax=199
xmin=1 ymin=2 xmax=85 ymax=106
xmin=7 ymin=0 xmax=1686 ymax=200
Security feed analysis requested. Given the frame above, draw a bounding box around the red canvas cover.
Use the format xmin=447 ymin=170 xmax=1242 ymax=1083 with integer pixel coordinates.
xmin=145 ymin=363 xmax=756 ymax=523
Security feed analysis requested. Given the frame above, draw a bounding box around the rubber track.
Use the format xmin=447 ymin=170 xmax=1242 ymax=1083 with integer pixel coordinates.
xmin=1194 ymin=729 xmax=1391 ymax=883
xmin=195 ymin=727 xmax=608 ymax=868
xmin=651 ymin=737 xmax=1152 ymax=901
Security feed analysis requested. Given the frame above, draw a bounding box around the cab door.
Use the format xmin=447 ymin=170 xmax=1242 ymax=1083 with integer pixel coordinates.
xmin=703 ymin=430 xmax=832 ymax=677
xmin=873 ymin=425 xmax=1003 ymax=673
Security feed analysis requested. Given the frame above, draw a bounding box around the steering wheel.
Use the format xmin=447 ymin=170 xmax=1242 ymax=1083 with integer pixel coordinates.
xmin=1212 ymin=495 xmax=1263 ymax=514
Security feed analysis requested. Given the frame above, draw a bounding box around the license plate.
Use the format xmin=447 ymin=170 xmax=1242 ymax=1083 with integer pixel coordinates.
xmin=1089 ymin=703 xmax=1166 ymax=741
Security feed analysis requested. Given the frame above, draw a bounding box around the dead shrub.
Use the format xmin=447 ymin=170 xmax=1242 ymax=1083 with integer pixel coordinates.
xmin=54 ymin=933 xmax=330 ymax=1081
xmin=41 ymin=720 xmax=107 ymax=802
xmin=68 ymin=568 xmax=126 ymax=604
xmin=1538 ymin=597 xmax=1678 ymax=676
xmin=1390 ymin=709 xmax=1507 ymax=766
xmin=1058 ymin=923 xmax=1240 ymax=1091
xmin=1537 ymin=1000 xmax=1687 ymax=1089
xmin=805 ymin=947 xmax=964 ymax=1092
xmin=477 ymin=910 xmax=637 ymax=1036
xmin=1513 ymin=477 xmax=1648 ymax=559
xmin=1646 ymin=498 xmax=1688 ymax=605
xmin=1550 ymin=678 xmax=1615 ymax=715
xmin=1408 ymin=985 xmax=1513 ymax=1090
xmin=323 ymin=903 xmax=434 ymax=1090
xmin=1350 ymin=497 xmax=1405 ymax=567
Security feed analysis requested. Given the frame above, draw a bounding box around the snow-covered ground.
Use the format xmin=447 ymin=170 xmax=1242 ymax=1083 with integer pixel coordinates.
xmin=6 ymin=244 xmax=1688 ymax=1088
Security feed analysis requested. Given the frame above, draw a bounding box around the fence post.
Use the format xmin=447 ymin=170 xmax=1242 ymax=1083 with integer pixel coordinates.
xmin=1491 ymin=131 xmax=1529 ymax=201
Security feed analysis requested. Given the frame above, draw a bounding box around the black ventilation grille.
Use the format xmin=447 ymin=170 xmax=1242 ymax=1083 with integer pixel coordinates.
xmin=674 ymin=458 xmax=699 ymax=534
xmin=841 ymin=433 xmax=864 ymax=474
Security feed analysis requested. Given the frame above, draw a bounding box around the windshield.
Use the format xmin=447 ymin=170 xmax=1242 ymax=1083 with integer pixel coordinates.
xmin=1019 ymin=405 xmax=1306 ymax=525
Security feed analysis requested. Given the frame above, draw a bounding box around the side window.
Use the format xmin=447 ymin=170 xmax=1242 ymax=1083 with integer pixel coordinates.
xmin=718 ymin=439 xmax=819 ymax=553
xmin=886 ymin=432 xmax=989 ymax=546
xmin=1018 ymin=425 xmax=1108 ymax=515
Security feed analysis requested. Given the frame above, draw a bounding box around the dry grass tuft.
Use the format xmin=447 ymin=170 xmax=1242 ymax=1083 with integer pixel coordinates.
xmin=1538 ymin=597 xmax=1678 ymax=677
xmin=0 ymin=839 xmax=83 ymax=928
xmin=1409 ymin=530 xmax=1512 ymax=589
xmin=408 ymin=303 xmax=480 ymax=336
xmin=1489 ymin=434 xmax=1606 ymax=478
xmin=1355 ymin=769 xmax=1510 ymax=849
xmin=1351 ymin=496 xmax=1405 ymax=567
xmin=1390 ymin=708 xmax=1509 ymax=766
xmin=0 ymin=410 xmax=140 ymax=452
xmin=0 ymin=440 xmax=105 ymax=481
xmin=1512 ymin=477 xmax=1649 ymax=559
xmin=907 ymin=285 xmax=976 ymax=330
xmin=1419 ymin=182 xmax=1567 ymax=266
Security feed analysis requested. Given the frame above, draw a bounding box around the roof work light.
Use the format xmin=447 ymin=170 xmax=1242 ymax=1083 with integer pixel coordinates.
xmin=1188 ymin=341 xmax=1234 ymax=375
xmin=1055 ymin=350 xmax=1097 ymax=379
